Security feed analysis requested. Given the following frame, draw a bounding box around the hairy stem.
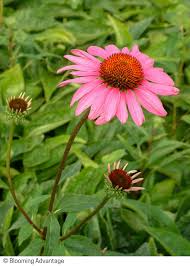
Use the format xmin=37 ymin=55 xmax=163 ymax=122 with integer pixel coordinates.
xmin=60 ymin=195 xmax=110 ymax=241
xmin=48 ymin=110 xmax=90 ymax=213
xmin=6 ymin=122 xmax=44 ymax=238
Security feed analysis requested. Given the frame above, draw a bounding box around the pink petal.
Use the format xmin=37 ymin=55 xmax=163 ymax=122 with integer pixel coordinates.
xmin=130 ymin=44 xmax=154 ymax=70
xmin=71 ymin=49 xmax=100 ymax=63
xmin=140 ymin=80 xmax=179 ymax=96
xmin=131 ymin=178 xmax=144 ymax=184
xmin=87 ymin=46 xmax=108 ymax=59
xmin=57 ymin=64 xmax=98 ymax=73
xmin=104 ymin=88 xmax=120 ymax=121
xmin=95 ymin=116 xmax=107 ymax=125
xmin=135 ymin=88 xmax=167 ymax=116
xmin=144 ymin=67 xmax=174 ymax=86
xmin=105 ymin=45 xmax=120 ymax=56
xmin=116 ymin=92 xmax=128 ymax=124
xmin=88 ymin=86 xmax=109 ymax=120
xmin=70 ymin=70 xmax=99 ymax=77
xmin=64 ymin=55 xmax=100 ymax=67
xmin=70 ymin=80 xmax=102 ymax=106
xmin=75 ymin=85 xmax=105 ymax=116
xmin=121 ymin=47 xmax=130 ymax=54
xmin=57 ymin=65 xmax=76 ymax=74
xmin=58 ymin=76 xmax=97 ymax=87
xmin=126 ymin=90 xmax=145 ymax=126
xmin=125 ymin=187 xmax=144 ymax=192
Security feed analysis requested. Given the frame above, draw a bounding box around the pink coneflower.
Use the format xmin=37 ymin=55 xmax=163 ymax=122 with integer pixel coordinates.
xmin=57 ymin=44 xmax=179 ymax=126
xmin=105 ymin=161 xmax=144 ymax=193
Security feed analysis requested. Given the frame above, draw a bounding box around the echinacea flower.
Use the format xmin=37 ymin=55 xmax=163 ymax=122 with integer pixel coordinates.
xmin=104 ymin=161 xmax=144 ymax=196
xmin=57 ymin=44 xmax=179 ymax=126
xmin=6 ymin=92 xmax=32 ymax=122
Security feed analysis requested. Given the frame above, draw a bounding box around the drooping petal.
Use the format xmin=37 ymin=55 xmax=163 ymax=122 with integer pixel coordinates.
xmin=57 ymin=64 xmax=98 ymax=73
xmin=71 ymin=49 xmax=100 ymax=63
xmin=140 ymin=80 xmax=179 ymax=96
xmin=88 ymin=86 xmax=109 ymax=120
xmin=87 ymin=46 xmax=108 ymax=59
xmin=135 ymin=88 xmax=167 ymax=116
xmin=125 ymin=187 xmax=144 ymax=192
xmin=105 ymin=45 xmax=120 ymax=56
xmin=116 ymin=92 xmax=128 ymax=124
xmin=131 ymin=178 xmax=144 ymax=184
xmin=57 ymin=65 xmax=75 ymax=73
xmin=75 ymin=85 xmax=105 ymax=116
xmin=95 ymin=116 xmax=107 ymax=125
xmin=103 ymin=88 xmax=120 ymax=121
xmin=126 ymin=90 xmax=145 ymax=126
xmin=144 ymin=67 xmax=174 ymax=86
xmin=70 ymin=70 xmax=99 ymax=76
xmin=70 ymin=80 xmax=103 ymax=106
xmin=58 ymin=76 xmax=98 ymax=87
xmin=64 ymin=55 xmax=100 ymax=67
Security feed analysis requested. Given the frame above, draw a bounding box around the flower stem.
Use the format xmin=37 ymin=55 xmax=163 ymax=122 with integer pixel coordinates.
xmin=60 ymin=195 xmax=110 ymax=241
xmin=48 ymin=110 xmax=90 ymax=213
xmin=6 ymin=122 xmax=44 ymax=238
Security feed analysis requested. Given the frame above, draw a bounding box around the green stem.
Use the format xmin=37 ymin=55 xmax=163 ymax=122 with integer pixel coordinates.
xmin=6 ymin=122 xmax=44 ymax=238
xmin=60 ymin=195 xmax=110 ymax=241
xmin=48 ymin=110 xmax=90 ymax=213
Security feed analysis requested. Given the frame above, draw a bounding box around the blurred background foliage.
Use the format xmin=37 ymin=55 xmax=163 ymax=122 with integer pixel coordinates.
xmin=1 ymin=0 xmax=190 ymax=256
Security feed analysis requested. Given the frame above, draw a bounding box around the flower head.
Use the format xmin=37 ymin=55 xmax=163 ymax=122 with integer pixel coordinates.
xmin=6 ymin=92 xmax=32 ymax=122
xmin=57 ymin=44 xmax=179 ymax=126
xmin=105 ymin=161 xmax=144 ymax=196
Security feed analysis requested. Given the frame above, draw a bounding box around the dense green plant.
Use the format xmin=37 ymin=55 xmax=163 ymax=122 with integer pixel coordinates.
xmin=1 ymin=0 xmax=190 ymax=256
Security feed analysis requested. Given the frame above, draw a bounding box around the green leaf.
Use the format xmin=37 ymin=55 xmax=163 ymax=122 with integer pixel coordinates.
xmin=72 ymin=148 xmax=98 ymax=168
xmin=35 ymin=27 xmax=76 ymax=45
xmin=181 ymin=114 xmax=190 ymax=124
xmin=101 ymin=149 xmax=126 ymax=164
xmin=130 ymin=17 xmax=154 ymax=39
xmin=0 ymin=64 xmax=24 ymax=101
xmin=122 ymin=199 xmax=178 ymax=233
xmin=62 ymin=167 xmax=104 ymax=195
xmin=44 ymin=214 xmax=60 ymax=256
xmin=150 ymin=179 xmax=176 ymax=204
xmin=20 ymin=238 xmax=43 ymax=256
xmin=13 ymin=135 xmax=44 ymax=157
xmin=57 ymin=193 xmax=101 ymax=213
xmin=64 ymin=235 xmax=102 ymax=256
xmin=23 ymin=145 xmax=50 ymax=168
xmin=147 ymin=140 xmax=186 ymax=166
xmin=25 ymin=107 xmax=73 ymax=137
xmin=0 ymin=201 xmax=13 ymax=228
xmin=18 ymin=223 xmax=33 ymax=246
xmin=108 ymin=14 xmax=133 ymax=47
xmin=145 ymin=227 xmax=190 ymax=256
xmin=40 ymin=68 xmax=62 ymax=102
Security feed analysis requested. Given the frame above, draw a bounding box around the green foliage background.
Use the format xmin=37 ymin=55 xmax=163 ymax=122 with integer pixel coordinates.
xmin=1 ymin=0 xmax=190 ymax=256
